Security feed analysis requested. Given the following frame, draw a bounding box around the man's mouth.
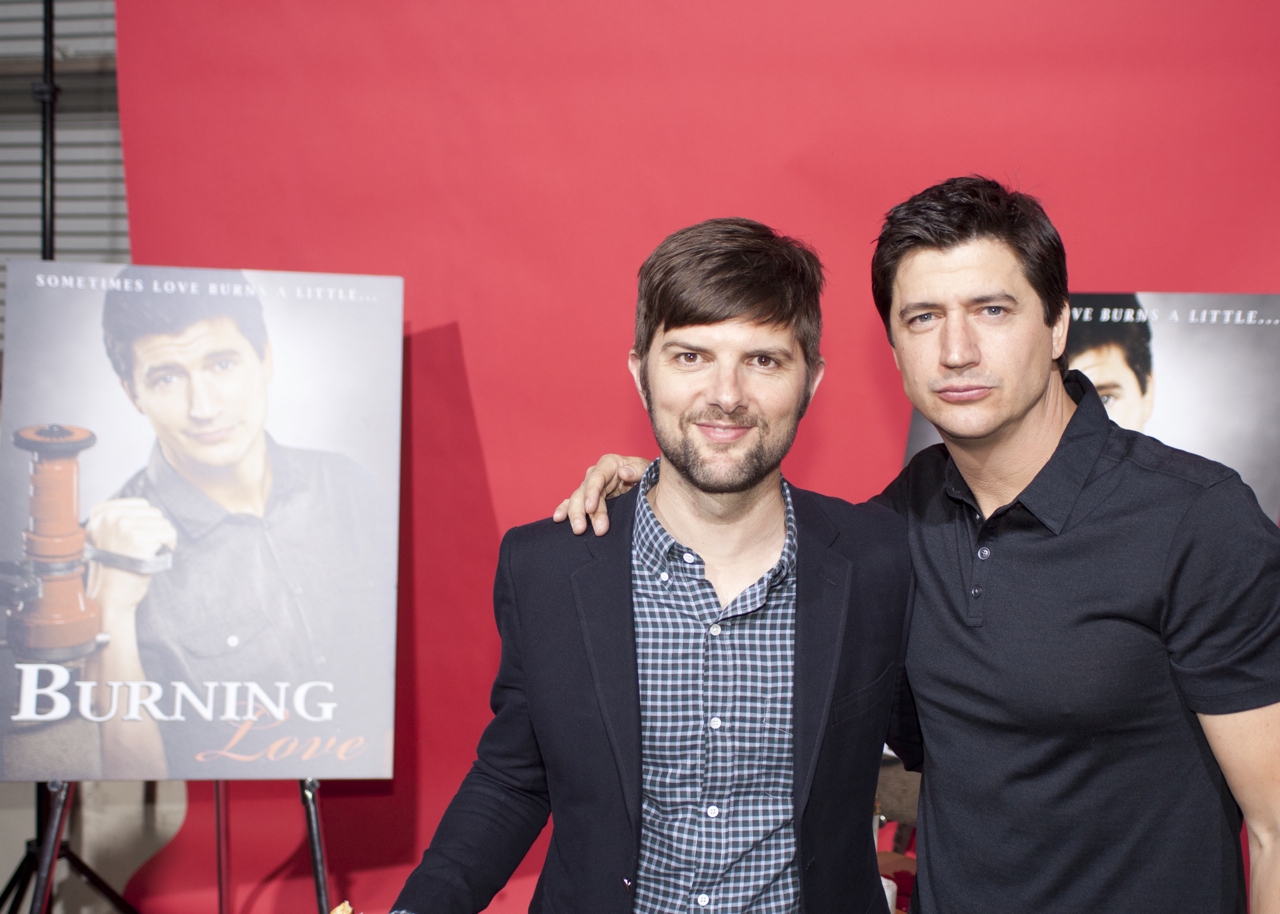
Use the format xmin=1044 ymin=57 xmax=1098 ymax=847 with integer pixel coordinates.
xmin=934 ymin=385 xmax=994 ymax=403
xmin=185 ymin=427 xmax=236 ymax=445
xmin=695 ymin=423 xmax=754 ymax=444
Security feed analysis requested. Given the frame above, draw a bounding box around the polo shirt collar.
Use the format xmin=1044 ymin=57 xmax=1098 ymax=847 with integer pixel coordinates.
xmin=144 ymin=434 xmax=297 ymax=539
xmin=943 ymin=370 xmax=1111 ymax=535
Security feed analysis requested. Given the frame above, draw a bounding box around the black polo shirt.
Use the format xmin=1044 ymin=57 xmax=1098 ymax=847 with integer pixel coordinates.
xmin=878 ymin=371 xmax=1280 ymax=914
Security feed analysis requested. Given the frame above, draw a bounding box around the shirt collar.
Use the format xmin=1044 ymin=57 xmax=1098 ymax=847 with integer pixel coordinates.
xmin=943 ymin=370 xmax=1112 ymax=535
xmin=632 ymin=458 xmax=798 ymax=580
xmin=144 ymin=434 xmax=298 ymax=539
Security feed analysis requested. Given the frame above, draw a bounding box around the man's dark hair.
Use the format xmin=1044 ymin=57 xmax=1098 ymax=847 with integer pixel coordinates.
xmin=635 ymin=217 xmax=824 ymax=376
xmin=871 ymin=176 xmax=1069 ymax=369
xmin=1064 ymin=294 xmax=1153 ymax=393
xmin=103 ymin=267 xmax=269 ymax=391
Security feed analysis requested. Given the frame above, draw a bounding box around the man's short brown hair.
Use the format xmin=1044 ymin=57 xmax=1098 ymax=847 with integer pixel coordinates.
xmin=634 ymin=217 xmax=824 ymax=374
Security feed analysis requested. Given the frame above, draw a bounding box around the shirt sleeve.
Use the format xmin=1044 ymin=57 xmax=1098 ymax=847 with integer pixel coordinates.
xmin=1162 ymin=473 xmax=1280 ymax=714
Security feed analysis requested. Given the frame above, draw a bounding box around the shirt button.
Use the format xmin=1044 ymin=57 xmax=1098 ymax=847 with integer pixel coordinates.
xmin=709 ymin=623 xmax=722 ymax=636
xmin=710 ymin=717 xmax=722 ymax=729
xmin=977 ymin=546 xmax=991 ymax=560
xmin=226 ymin=635 xmax=240 ymax=648
xmin=697 ymin=894 xmax=710 ymax=907
xmin=971 ymin=586 xmax=982 ymax=598
xmin=683 ymin=553 xmax=696 ymax=564
xmin=659 ymin=572 xmax=669 ymax=582
xmin=707 ymin=805 xmax=719 ymax=818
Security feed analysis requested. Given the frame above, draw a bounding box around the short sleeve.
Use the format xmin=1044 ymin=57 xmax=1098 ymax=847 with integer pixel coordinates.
xmin=1162 ymin=474 xmax=1280 ymax=714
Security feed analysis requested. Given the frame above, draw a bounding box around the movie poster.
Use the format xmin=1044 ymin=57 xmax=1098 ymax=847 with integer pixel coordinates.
xmin=904 ymin=292 xmax=1280 ymax=523
xmin=0 ymin=260 xmax=403 ymax=781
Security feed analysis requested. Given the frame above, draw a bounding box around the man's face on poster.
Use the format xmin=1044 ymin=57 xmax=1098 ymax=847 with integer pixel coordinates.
xmin=1067 ymin=343 xmax=1154 ymax=432
xmin=126 ymin=317 xmax=273 ymax=475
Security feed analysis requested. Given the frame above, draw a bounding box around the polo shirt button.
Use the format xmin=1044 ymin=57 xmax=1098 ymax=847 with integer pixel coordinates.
xmin=709 ymin=623 xmax=722 ymax=636
xmin=707 ymin=805 xmax=719 ymax=818
xmin=697 ymin=894 xmax=710 ymax=906
xmin=683 ymin=553 xmax=696 ymax=564
xmin=971 ymin=586 xmax=982 ymax=598
xmin=977 ymin=546 xmax=991 ymax=560
xmin=226 ymin=635 xmax=240 ymax=647
xmin=660 ymin=572 xmax=669 ymax=582
xmin=710 ymin=716 xmax=722 ymax=729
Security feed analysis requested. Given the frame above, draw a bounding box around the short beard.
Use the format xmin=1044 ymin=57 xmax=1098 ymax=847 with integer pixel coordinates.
xmin=641 ymin=369 xmax=801 ymax=495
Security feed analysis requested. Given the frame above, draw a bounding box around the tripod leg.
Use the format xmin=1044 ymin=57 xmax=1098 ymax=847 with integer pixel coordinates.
xmin=60 ymin=848 xmax=139 ymax=914
xmin=299 ymin=779 xmax=331 ymax=914
xmin=29 ymin=780 xmax=73 ymax=914
xmin=0 ymin=851 xmax=34 ymax=911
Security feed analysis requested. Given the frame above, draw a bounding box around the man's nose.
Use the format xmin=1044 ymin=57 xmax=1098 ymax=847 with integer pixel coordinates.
xmin=187 ymin=374 xmax=219 ymax=420
xmin=707 ymin=362 xmax=748 ymax=413
xmin=939 ymin=313 xmax=981 ymax=370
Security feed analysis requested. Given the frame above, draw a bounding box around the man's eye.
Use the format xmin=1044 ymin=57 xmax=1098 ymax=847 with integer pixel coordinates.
xmin=679 ymin=353 xmax=699 ymax=363
xmin=214 ymin=359 xmax=234 ymax=371
xmin=984 ymin=306 xmax=1006 ymax=316
xmin=151 ymin=374 xmax=177 ymax=388
xmin=1099 ymin=394 xmax=1114 ymax=405
xmin=754 ymin=356 xmax=775 ymax=367
xmin=907 ymin=313 xmax=934 ymax=326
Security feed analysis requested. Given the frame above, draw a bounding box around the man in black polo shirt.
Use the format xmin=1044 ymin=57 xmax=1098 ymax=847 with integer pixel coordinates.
xmin=556 ymin=180 xmax=1280 ymax=912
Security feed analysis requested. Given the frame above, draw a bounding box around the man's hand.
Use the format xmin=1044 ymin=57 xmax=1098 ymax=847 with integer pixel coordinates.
xmin=552 ymin=455 xmax=650 ymax=535
xmin=86 ymin=498 xmax=177 ymax=613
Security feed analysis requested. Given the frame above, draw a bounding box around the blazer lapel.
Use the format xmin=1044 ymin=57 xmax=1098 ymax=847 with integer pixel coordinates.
xmin=571 ymin=488 xmax=643 ymax=835
xmin=791 ymin=490 xmax=853 ymax=820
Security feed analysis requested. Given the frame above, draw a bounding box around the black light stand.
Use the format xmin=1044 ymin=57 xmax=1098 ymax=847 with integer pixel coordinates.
xmin=0 ymin=782 xmax=139 ymax=914
xmin=0 ymin=5 xmax=137 ymax=913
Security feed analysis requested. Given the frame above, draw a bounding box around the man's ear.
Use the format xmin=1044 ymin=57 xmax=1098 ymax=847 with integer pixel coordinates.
xmin=628 ymin=351 xmax=648 ymax=409
xmin=807 ymin=358 xmax=826 ymax=402
xmin=1050 ymin=301 xmax=1070 ymax=360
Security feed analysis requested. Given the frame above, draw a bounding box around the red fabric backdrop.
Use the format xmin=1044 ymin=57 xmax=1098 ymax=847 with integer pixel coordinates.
xmin=110 ymin=1 xmax=1280 ymax=910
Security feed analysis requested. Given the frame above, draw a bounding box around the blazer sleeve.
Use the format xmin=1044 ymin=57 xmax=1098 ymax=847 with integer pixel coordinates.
xmin=393 ymin=532 xmax=552 ymax=914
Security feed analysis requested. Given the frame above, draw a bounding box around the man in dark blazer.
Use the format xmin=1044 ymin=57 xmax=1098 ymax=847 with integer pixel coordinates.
xmin=394 ymin=218 xmax=913 ymax=914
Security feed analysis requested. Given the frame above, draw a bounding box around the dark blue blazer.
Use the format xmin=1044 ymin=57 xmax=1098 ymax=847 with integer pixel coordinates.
xmin=395 ymin=486 xmax=913 ymax=914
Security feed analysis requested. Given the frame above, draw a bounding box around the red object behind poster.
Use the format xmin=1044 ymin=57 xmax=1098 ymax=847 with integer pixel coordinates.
xmin=112 ymin=1 xmax=1280 ymax=910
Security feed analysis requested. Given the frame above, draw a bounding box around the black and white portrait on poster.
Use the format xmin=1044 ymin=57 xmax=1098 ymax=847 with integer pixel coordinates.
xmin=905 ymin=292 xmax=1280 ymax=522
xmin=0 ymin=260 xmax=403 ymax=781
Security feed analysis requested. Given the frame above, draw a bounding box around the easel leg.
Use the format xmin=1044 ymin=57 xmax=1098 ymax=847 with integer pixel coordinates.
xmin=215 ymin=781 xmax=232 ymax=914
xmin=29 ymin=780 xmax=72 ymax=914
xmin=299 ymin=779 xmax=330 ymax=914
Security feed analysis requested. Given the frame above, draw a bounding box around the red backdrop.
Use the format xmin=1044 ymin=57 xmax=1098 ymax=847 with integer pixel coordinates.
xmin=110 ymin=1 xmax=1280 ymax=910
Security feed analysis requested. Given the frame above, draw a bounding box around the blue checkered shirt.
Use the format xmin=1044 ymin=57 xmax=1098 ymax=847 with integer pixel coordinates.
xmin=630 ymin=460 xmax=800 ymax=914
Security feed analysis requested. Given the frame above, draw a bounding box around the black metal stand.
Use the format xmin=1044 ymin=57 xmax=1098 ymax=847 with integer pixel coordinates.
xmin=300 ymin=779 xmax=331 ymax=914
xmin=0 ymin=782 xmax=139 ymax=914
xmin=34 ymin=0 xmax=57 ymax=262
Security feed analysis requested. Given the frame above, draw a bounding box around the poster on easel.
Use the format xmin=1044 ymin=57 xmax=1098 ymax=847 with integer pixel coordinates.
xmin=903 ymin=292 xmax=1280 ymax=523
xmin=0 ymin=260 xmax=403 ymax=781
